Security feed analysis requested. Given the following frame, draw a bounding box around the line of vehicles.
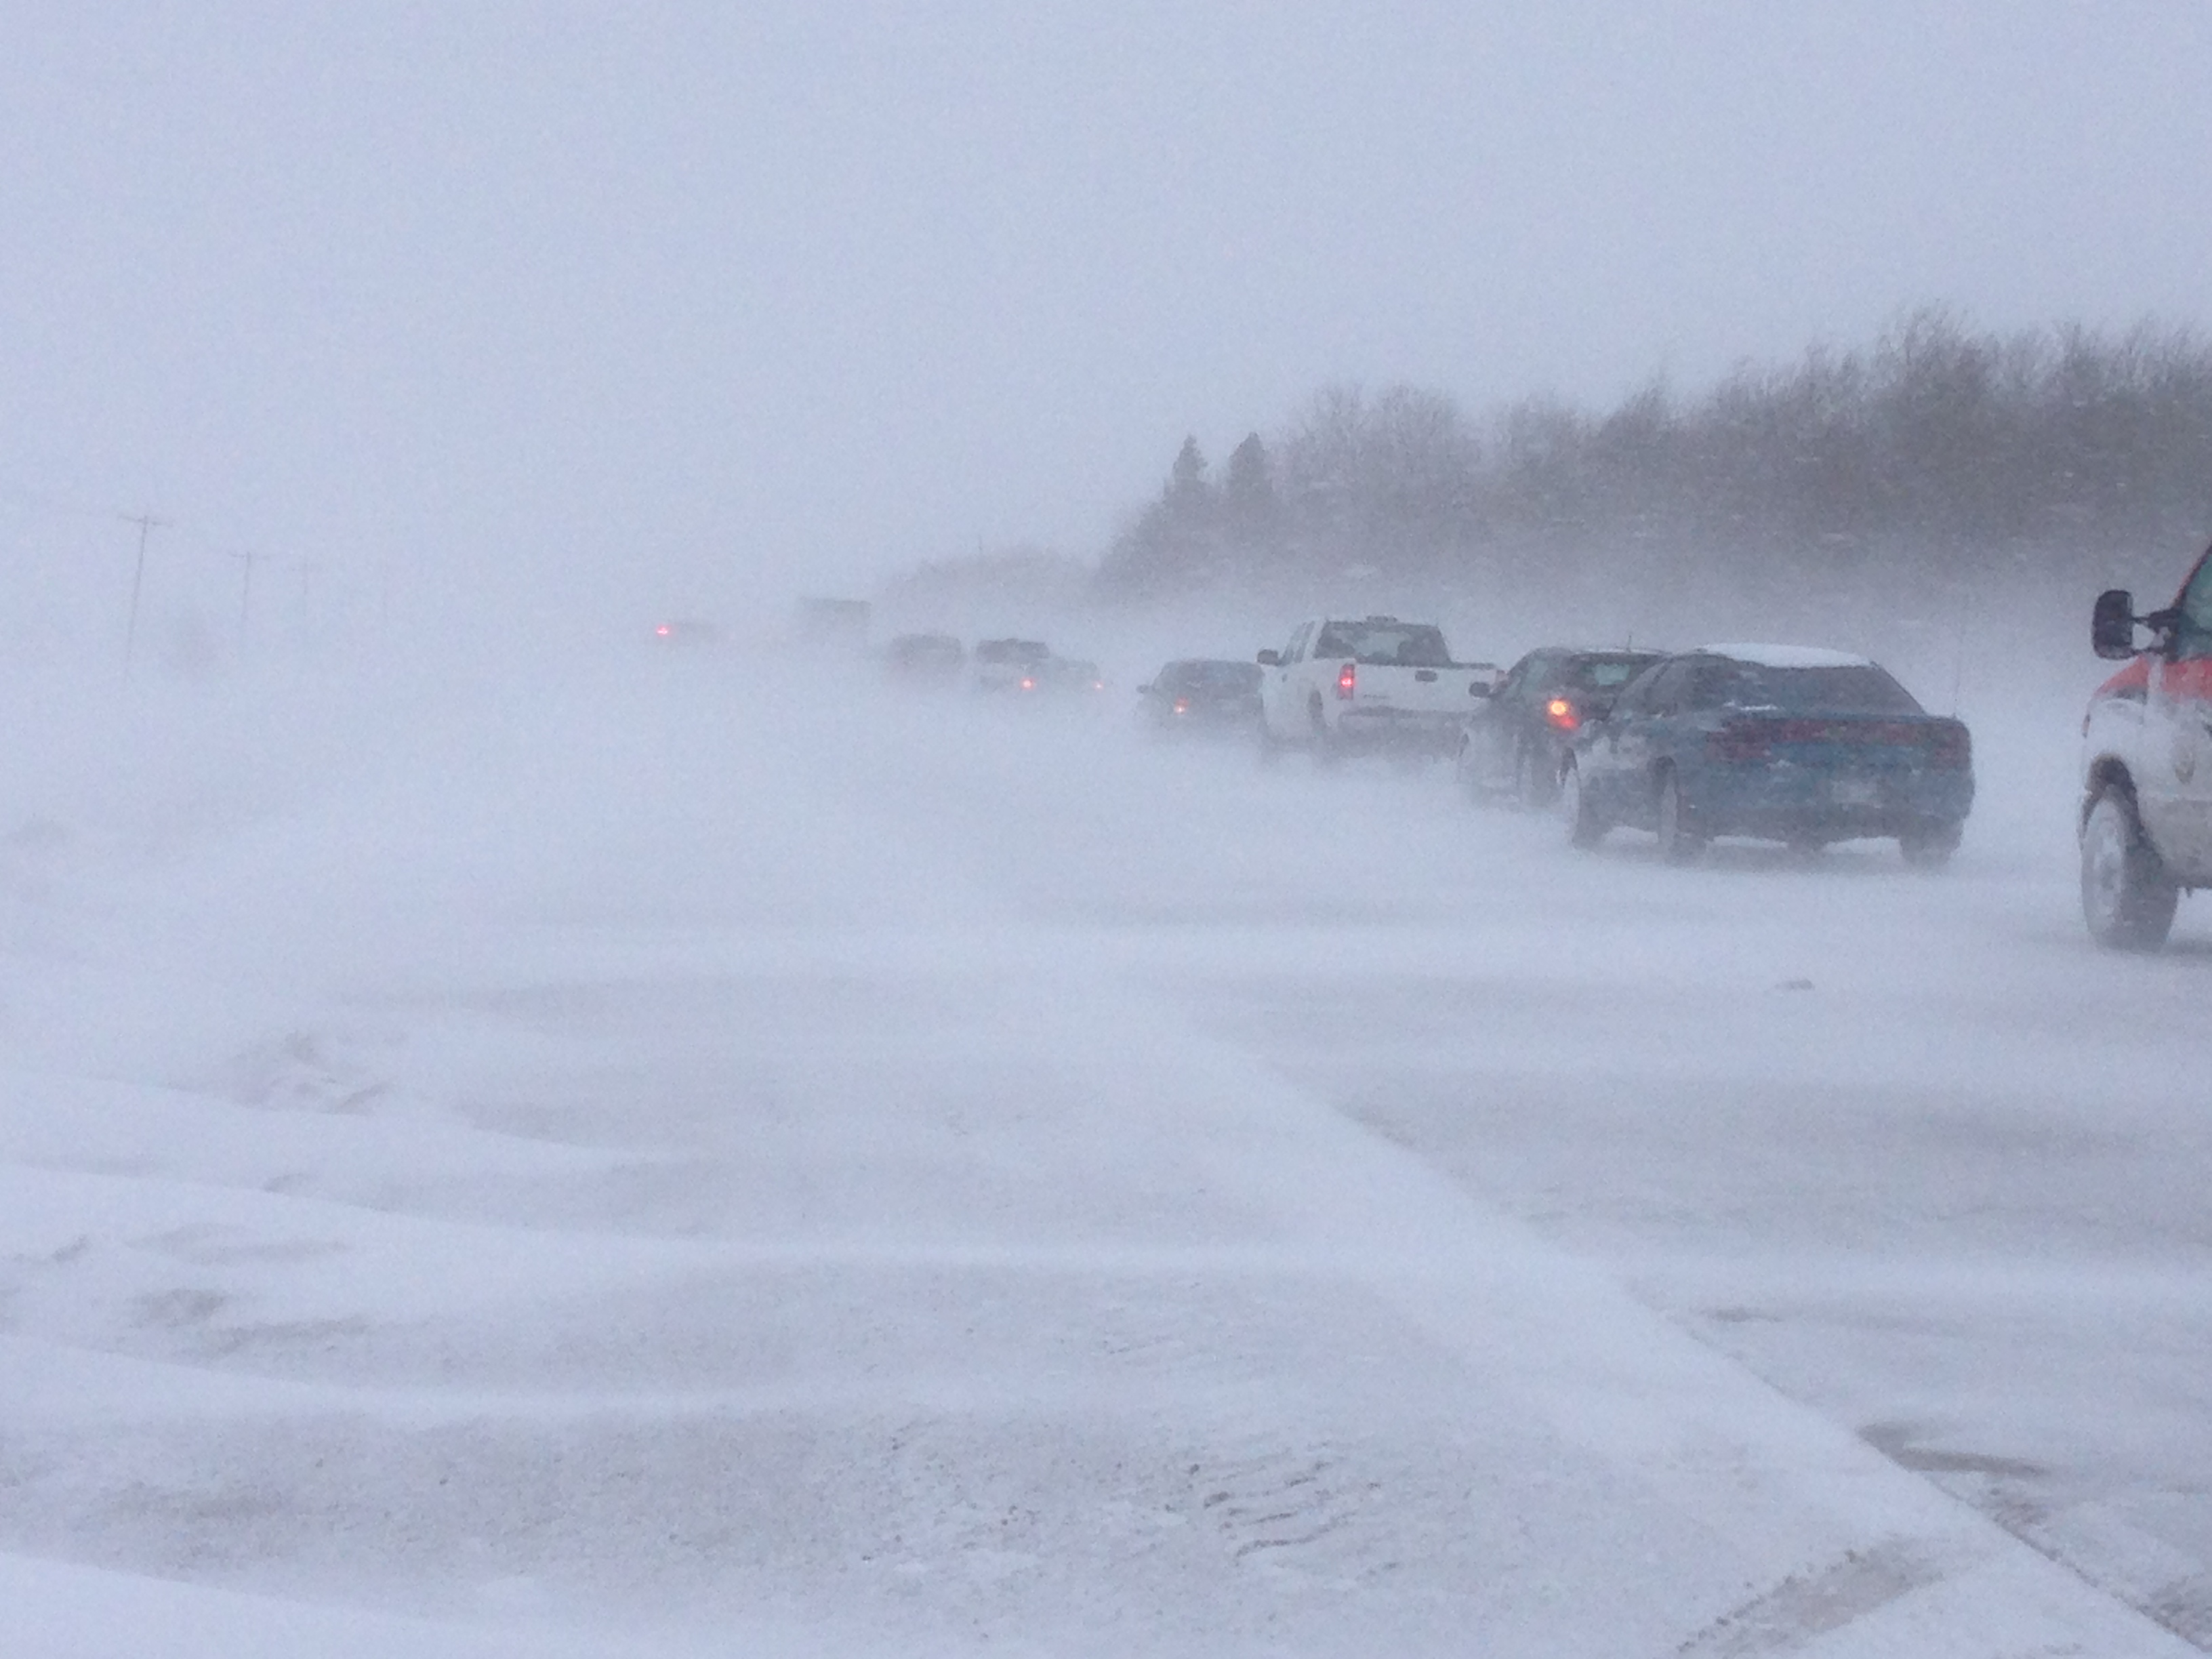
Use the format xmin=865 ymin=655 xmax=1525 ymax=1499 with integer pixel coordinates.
xmin=880 ymin=632 xmax=1107 ymax=697
xmin=1145 ymin=533 xmax=2212 ymax=951
xmin=782 ymin=532 xmax=2212 ymax=952
xmin=1204 ymin=614 xmax=1978 ymax=869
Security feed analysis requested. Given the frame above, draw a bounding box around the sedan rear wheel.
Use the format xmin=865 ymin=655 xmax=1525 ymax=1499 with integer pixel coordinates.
xmin=1309 ymin=697 xmax=1340 ymax=769
xmin=1655 ymin=771 xmax=1704 ymax=863
xmin=1514 ymin=742 xmax=1559 ymax=810
xmin=1561 ymin=758 xmax=1607 ymax=848
xmin=1453 ymin=737 xmax=1482 ymax=800
xmin=2081 ymin=787 xmax=2178 ymax=950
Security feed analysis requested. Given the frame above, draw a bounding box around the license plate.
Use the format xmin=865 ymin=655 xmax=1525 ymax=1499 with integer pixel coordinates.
xmin=1831 ymin=776 xmax=1879 ymax=806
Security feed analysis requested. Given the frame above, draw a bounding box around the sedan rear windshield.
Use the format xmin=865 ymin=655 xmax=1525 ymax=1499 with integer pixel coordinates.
xmin=1167 ymin=661 xmax=1262 ymax=688
xmin=1704 ymin=661 xmax=1922 ymax=714
xmin=1563 ymin=655 xmax=1659 ymax=690
xmin=1312 ymin=623 xmax=1453 ymax=667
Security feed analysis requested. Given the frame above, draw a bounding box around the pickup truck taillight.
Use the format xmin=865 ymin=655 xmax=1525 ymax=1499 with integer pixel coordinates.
xmin=1336 ymin=662 xmax=1356 ymax=699
xmin=1544 ymin=696 xmax=1578 ymax=731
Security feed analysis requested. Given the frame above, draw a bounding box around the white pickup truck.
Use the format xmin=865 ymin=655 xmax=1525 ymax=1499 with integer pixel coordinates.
xmin=1256 ymin=615 xmax=1497 ymax=761
xmin=2080 ymin=544 xmax=2212 ymax=948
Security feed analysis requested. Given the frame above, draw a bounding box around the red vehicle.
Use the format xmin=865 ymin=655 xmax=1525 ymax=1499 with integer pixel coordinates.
xmin=2081 ymin=541 xmax=2212 ymax=948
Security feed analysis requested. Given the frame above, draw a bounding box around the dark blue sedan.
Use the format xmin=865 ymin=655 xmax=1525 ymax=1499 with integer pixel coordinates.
xmin=1559 ymin=644 xmax=1974 ymax=864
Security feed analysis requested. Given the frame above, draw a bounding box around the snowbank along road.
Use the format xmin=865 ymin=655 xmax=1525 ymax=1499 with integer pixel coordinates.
xmin=0 ymin=652 xmax=2207 ymax=1657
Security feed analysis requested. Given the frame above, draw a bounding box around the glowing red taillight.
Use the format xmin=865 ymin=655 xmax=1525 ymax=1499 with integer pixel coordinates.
xmin=1336 ymin=661 xmax=1355 ymax=699
xmin=1019 ymin=676 xmax=1036 ymax=691
xmin=1544 ymin=696 xmax=1578 ymax=731
xmin=1173 ymin=697 xmax=1189 ymax=714
xmin=655 ymin=624 xmax=671 ymax=636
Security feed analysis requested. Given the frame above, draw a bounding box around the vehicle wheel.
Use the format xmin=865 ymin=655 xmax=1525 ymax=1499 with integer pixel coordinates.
xmin=1256 ymin=726 xmax=1282 ymax=768
xmin=2081 ymin=787 xmax=2178 ymax=950
xmin=1513 ymin=743 xmax=1559 ymax=811
xmin=1454 ymin=737 xmax=1483 ymax=801
xmin=1654 ymin=770 xmax=1704 ymax=863
xmin=1561 ymin=758 xmax=1607 ymax=848
xmin=1898 ymin=823 xmax=1961 ymax=868
xmin=1309 ymin=697 xmax=1340 ymax=769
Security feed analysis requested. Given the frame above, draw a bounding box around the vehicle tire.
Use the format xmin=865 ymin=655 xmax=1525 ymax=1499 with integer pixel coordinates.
xmin=1309 ymin=697 xmax=1340 ymax=769
xmin=1454 ymin=737 xmax=1484 ymax=802
xmin=1561 ymin=758 xmax=1607 ymax=848
xmin=1256 ymin=726 xmax=1282 ymax=768
xmin=1898 ymin=823 xmax=1961 ymax=868
xmin=1513 ymin=742 xmax=1559 ymax=811
xmin=2081 ymin=787 xmax=2179 ymax=950
xmin=1654 ymin=770 xmax=1704 ymax=863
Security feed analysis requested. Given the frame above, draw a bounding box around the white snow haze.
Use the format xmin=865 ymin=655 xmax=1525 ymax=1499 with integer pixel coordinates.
xmin=5 ymin=6 xmax=2212 ymax=1657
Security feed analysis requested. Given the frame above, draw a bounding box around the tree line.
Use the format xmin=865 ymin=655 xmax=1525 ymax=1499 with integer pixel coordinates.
xmin=1092 ymin=308 xmax=2212 ymax=618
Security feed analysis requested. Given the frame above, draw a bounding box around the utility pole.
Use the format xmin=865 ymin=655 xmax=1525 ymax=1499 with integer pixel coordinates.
xmin=229 ymin=549 xmax=261 ymax=653
xmin=118 ymin=512 xmax=168 ymax=679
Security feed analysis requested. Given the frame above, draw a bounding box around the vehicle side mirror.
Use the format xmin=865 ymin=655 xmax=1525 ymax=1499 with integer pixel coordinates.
xmin=1467 ymin=680 xmax=1490 ymax=698
xmin=1135 ymin=683 xmax=1152 ymax=695
xmin=2092 ymin=589 xmax=2141 ymax=659
xmin=1256 ymin=650 xmax=1280 ymax=666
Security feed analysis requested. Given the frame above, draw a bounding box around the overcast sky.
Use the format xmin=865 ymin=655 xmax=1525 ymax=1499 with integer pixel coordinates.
xmin=3 ymin=3 xmax=2210 ymax=628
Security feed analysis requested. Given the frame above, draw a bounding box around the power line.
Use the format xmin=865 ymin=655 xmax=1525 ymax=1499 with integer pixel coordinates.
xmin=229 ymin=548 xmax=262 ymax=651
xmin=118 ymin=512 xmax=169 ymax=680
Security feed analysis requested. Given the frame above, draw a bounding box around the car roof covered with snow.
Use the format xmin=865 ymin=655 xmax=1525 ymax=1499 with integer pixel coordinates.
xmin=1694 ymin=642 xmax=1876 ymax=670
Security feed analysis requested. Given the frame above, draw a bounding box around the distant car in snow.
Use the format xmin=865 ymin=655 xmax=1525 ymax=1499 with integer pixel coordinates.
xmin=1135 ymin=659 xmax=1264 ymax=738
xmin=1043 ymin=655 xmax=1108 ymax=697
xmin=882 ymin=632 xmax=966 ymax=684
xmin=2081 ymin=542 xmax=2212 ymax=948
xmin=1458 ymin=647 xmax=1664 ymax=806
xmin=1559 ymin=644 xmax=1974 ymax=863
xmin=970 ymin=638 xmax=1054 ymax=695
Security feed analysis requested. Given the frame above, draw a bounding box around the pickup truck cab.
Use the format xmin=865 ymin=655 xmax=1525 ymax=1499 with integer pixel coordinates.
xmin=1256 ymin=615 xmax=1495 ymax=761
xmin=2080 ymin=543 xmax=2212 ymax=948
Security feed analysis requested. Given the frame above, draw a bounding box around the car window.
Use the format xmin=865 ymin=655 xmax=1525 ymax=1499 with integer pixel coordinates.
xmin=1311 ymin=621 xmax=1454 ymax=666
xmin=1509 ymin=655 xmax=1557 ymax=701
xmin=1613 ymin=660 xmax=1670 ymax=714
xmin=1700 ymin=660 xmax=1923 ymax=713
xmin=1644 ymin=661 xmax=1698 ymax=714
xmin=1282 ymin=623 xmax=1313 ymax=663
xmin=1564 ymin=655 xmax=1658 ymax=691
xmin=1192 ymin=661 xmax=1261 ymax=686
xmin=2175 ymin=554 xmax=2212 ymax=660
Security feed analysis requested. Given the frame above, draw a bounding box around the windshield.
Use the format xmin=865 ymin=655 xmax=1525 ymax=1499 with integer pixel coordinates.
xmin=1167 ymin=661 xmax=1261 ymax=688
xmin=1311 ymin=621 xmax=1453 ymax=667
xmin=1703 ymin=661 xmax=1922 ymax=714
xmin=1563 ymin=655 xmax=1659 ymax=691
xmin=975 ymin=639 xmax=1049 ymax=665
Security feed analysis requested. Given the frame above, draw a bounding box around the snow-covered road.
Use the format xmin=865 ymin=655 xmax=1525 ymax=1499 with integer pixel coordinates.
xmin=1 ymin=658 xmax=2207 ymax=1656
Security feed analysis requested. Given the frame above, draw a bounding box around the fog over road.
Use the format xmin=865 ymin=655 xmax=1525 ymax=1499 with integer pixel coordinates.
xmin=1 ymin=655 xmax=2208 ymax=1656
